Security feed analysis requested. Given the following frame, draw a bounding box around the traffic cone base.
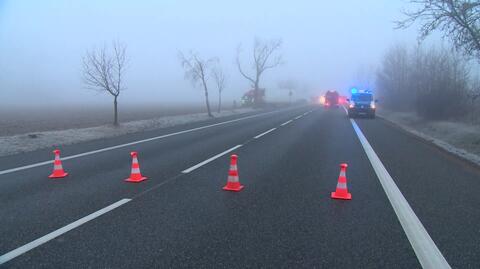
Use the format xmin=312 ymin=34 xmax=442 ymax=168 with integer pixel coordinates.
xmin=223 ymin=182 xmax=244 ymax=192
xmin=49 ymin=172 xmax=69 ymax=179
xmin=125 ymin=176 xmax=147 ymax=183
xmin=331 ymin=191 xmax=351 ymax=200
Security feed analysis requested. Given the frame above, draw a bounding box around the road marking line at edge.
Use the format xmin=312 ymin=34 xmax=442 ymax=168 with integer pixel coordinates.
xmin=281 ymin=120 xmax=293 ymax=126
xmin=350 ymin=119 xmax=450 ymax=269
xmin=182 ymin=145 xmax=242 ymax=174
xmin=253 ymin=128 xmax=276 ymax=139
xmin=0 ymin=108 xmax=297 ymax=176
xmin=0 ymin=198 xmax=131 ymax=265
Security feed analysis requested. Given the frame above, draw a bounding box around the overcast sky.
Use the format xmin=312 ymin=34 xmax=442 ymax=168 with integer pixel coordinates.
xmin=0 ymin=0 xmax=432 ymax=107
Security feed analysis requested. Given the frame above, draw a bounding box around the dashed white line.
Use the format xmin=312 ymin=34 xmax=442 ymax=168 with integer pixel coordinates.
xmin=350 ymin=119 xmax=450 ymax=269
xmin=0 ymin=109 xmax=295 ymax=176
xmin=182 ymin=145 xmax=242 ymax=174
xmin=281 ymin=120 xmax=293 ymax=126
xmin=0 ymin=198 xmax=131 ymax=265
xmin=254 ymin=128 xmax=276 ymax=139
xmin=294 ymin=115 xmax=302 ymax=120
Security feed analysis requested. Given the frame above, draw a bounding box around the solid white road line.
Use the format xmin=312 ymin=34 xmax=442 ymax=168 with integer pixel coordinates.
xmin=0 ymin=109 xmax=293 ymax=176
xmin=294 ymin=115 xmax=302 ymax=120
xmin=181 ymin=145 xmax=242 ymax=174
xmin=0 ymin=198 xmax=131 ymax=265
xmin=253 ymin=128 xmax=276 ymax=139
xmin=280 ymin=120 xmax=293 ymax=126
xmin=350 ymin=119 xmax=451 ymax=269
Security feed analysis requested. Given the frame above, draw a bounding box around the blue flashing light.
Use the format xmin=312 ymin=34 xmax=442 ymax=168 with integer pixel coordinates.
xmin=350 ymin=87 xmax=358 ymax=94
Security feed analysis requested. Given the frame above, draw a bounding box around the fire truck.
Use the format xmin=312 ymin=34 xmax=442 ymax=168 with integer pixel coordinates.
xmin=241 ymin=88 xmax=265 ymax=106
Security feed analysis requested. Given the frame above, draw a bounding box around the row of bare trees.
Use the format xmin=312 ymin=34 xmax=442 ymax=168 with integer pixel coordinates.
xmin=376 ymin=0 xmax=480 ymax=122
xmin=82 ymin=37 xmax=282 ymax=125
xmin=178 ymin=52 xmax=226 ymax=117
xmin=178 ymin=37 xmax=283 ymax=118
xmin=376 ymin=44 xmax=479 ymax=121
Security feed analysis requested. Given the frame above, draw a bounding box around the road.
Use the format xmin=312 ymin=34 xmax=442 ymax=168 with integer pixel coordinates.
xmin=1 ymin=105 xmax=479 ymax=268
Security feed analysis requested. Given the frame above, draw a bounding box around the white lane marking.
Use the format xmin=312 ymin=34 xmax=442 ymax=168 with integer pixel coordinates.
xmin=341 ymin=106 xmax=348 ymax=115
xmin=253 ymin=128 xmax=276 ymax=139
xmin=0 ymin=109 xmax=294 ymax=176
xmin=280 ymin=120 xmax=293 ymax=126
xmin=294 ymin=115 xmax=302 ymax=120
xmin=181 ymin=145 xmax=242 ymax=174
xmin=350 ymin=119 xmax=450 ymax=269
xmin=303 ymin=112 xmax=308 ymax=116
xmin=0 ymin=198 xmax=131 ymax=265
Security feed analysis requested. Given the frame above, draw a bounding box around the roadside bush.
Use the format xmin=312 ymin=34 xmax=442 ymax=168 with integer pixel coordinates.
xmin=377 ymin=44 xmax=473 ymax=121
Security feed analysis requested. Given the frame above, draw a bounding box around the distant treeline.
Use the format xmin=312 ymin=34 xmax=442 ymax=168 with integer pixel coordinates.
xmin=376 ymin=44 xmax=479 ymax=122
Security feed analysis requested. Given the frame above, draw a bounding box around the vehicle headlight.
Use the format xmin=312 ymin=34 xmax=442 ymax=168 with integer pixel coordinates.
xmin=349 ymin=102 xmax=355 ymax=108
xmin=370 ymin=101 xmax=376 ymax=109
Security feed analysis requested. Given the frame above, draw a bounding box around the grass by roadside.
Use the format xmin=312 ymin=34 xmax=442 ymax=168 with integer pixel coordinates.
xmin=377 ymin=109 xmax=480 ymax=167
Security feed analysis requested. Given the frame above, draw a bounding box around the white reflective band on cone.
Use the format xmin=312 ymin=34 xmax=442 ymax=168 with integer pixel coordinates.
xmin=336 ymin=182 xmax=347 ymax=189
xmin=131 ymin=168 xmax=140 ymax=174
xmin=228 ymin=176 xmax=238 ymax=182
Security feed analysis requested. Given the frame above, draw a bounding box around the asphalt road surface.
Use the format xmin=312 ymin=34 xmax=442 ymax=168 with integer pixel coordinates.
xmin=1 ymin=105 xmax=479 ymax=268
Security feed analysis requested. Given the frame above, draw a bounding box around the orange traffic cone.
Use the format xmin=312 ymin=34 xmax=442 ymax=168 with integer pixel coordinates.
xmin=49 ymin=149 xmax=69 ymax=178
xmin=125 ymin=152 xmax=147 ymax=183
xmin=222 ymin=154 xmax=244 ymax=192
xmin=331 ymin=163 xmax=351 ymax=200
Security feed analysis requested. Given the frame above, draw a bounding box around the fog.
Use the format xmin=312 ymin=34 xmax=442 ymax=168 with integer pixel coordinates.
xmin=0 ymin=0 xmax=430 ymax=108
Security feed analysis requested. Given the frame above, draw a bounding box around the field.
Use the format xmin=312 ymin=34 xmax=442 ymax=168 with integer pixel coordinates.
xmin=0 ymin=104 xmax=209 ymax=136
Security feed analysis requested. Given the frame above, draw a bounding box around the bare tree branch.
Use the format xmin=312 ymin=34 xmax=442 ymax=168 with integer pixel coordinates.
xmin=236 ymin=45 xmax=256 ymax=85
xmin=396 ymin=0 xmax=480 ymax=59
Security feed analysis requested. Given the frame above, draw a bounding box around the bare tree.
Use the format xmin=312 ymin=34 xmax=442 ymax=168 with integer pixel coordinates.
xmin=179 ymin=51 xmax=216 ymax=117
xmin=396 ymin=0 xmax=480 ymax=59
xmin=236 ymin=37 xmax=283 ymax=106
xmin=212 ymin=65 xmax=227 ymax=113
xmin=82 ymin=41 xmax=127 ymax=126
xmin=278 ymin=79 xmax=297 ymax=104
xmin=376 ymin=44 xmax=412 ymax=110
xmin=467 ymin=76 xmax=480 ymax=123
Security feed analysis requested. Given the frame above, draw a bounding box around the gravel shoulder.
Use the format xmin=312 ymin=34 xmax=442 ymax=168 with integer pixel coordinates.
xmin=377 ymin=109 xmax=480 ymax=167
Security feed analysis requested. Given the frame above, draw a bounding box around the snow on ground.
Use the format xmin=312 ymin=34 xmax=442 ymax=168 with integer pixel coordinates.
xmin=377 ymin=110 xmax=480 ymax=167
xmin=0 ymin=108 xmax=256 ymax=157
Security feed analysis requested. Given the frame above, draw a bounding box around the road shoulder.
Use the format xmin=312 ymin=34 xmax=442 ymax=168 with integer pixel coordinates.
xmin=377 ymin=110 xmax=480 ymax=168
